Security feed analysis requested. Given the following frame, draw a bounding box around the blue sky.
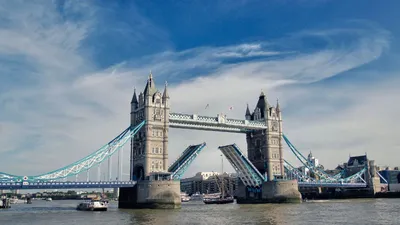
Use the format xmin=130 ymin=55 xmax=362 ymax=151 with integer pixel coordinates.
xmin=0 ymin=0 xmax=399 ymax=179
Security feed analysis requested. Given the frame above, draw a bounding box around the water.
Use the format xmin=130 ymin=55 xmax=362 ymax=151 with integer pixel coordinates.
xmin=1 ymin=199 xmax=400 ymax=225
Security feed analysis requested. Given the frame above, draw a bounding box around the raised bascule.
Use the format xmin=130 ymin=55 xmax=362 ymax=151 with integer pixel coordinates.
xmin=0 ymin=72 xmax=384 ymax=208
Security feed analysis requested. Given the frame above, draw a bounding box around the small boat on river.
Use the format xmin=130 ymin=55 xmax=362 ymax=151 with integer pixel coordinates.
xmin=76 ymin=199 xmax=108 ymax=211
xmin=9 ymin=196 xmax=19 ymax=204
xmin=181 ymin=192 xmax=190 ymax=202
xmin=203 ymin=196 xmax=234 ymax=204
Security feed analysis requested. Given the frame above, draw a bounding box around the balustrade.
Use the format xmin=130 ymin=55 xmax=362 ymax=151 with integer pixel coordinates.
xmin=169 ymin=112 xmax=267 ymax=130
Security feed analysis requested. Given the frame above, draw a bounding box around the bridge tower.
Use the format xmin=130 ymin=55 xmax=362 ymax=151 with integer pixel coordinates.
xmin=246 ymin=91 xmax=284 ymax=181
xmin=120 ymin=73 xmax=180 ymax=209
xmin=130 ymin=72 xmax=170 ymax=180
xmin=237 ymin=91 xmax=301 ymax=203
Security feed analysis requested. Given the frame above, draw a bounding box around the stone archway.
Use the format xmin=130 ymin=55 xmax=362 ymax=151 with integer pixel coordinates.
xmin=132 ymin=165 xmax=145 ymax=181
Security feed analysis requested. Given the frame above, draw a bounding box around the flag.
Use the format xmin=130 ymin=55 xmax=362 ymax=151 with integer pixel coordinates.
xmin=229 ymin=106 xmax=234 ymax=110
xmin=205 ymin=104 xmax=209 ymax=109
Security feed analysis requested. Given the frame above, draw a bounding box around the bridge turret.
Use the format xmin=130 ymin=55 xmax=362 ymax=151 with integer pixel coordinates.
xmin=255 ymin=90 xmax=270 ymax=120
xmin=162 ymin=81 xmax=169 ymax=104
xmin=131 ymin=88 xmax=138 ymax=111
xmin=245 ymin=104 xmax=251 ymax=120
xmin=276 ymin=99 xmax=281 ymax=117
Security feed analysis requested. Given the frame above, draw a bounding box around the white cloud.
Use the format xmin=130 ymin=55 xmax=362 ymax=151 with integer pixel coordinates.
xmin=0 ymin=2 xmax=396 ymax=181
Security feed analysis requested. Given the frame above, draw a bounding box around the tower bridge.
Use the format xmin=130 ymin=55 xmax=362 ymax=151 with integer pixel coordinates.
xmin=0 ymin=72 xmax=384 ymax=208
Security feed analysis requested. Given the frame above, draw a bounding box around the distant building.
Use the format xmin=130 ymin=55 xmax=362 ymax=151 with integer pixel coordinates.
xmin=180 ymin=172 xmax=238 ymax=195
xmin=297 ymin=152 xmax=320 ymax=177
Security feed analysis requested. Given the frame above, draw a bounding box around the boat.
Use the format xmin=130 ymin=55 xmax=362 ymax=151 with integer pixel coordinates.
xmin=190 ymin=192 xmax=204 ymax=201
xmin=9 ymin=196 xmax=19 ymax=204
xmin=76 ymin=199 xmax=108 ymax=211
xmin=203 ymin=156 xmax=234 ymax=205
xmin=45 ymin=198 xmax=52 ymax=202
xmin=1 ymin=197 xmax=11 ymax=209
xmin=204 ymin=196 xmax=234 ymax=204
xmin=181 ymin=192 xmax=190 ymax=202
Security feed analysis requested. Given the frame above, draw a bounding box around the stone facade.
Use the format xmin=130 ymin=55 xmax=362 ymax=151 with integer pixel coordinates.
xmin=245 ymin=91 xmax=284 ymax=181
xmin=130 ymin=73 xmax=170 ymax=180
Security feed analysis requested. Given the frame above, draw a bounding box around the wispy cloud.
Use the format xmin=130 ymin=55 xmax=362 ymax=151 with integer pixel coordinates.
xmin=0 ymin=1 xmax=396 ymax=180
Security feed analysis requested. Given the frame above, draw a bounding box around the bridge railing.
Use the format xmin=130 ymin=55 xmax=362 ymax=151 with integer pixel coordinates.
xmin=169 ymin=112 xmax=267 ymax=128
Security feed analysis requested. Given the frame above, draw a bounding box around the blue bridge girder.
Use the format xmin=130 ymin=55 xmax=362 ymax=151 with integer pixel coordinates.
xmin=0 ymin=120 xmax=146 ymax=183
xmin=218 ymin=144 xmax=265 ymax=188
xmin=168 ymin=142 xmax=207 ymax=180
xmin=0 ymin=181 xmax=137 ymax=190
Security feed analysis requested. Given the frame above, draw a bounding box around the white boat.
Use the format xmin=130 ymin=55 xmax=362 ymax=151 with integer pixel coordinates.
xmin=1 ymin=197 xmax=11 ymax=208
xmin=76 ymin=199 xmax=108 ymax=211
xmin=181 ymin=192 xmax=190 ymax=202
xmin=45 ymin=198 xmax=52 ymax=202
xmin=9 ymin=197 xmax=19 ymax=204
xmin=190 ymin=192 xmax=204 ymax=201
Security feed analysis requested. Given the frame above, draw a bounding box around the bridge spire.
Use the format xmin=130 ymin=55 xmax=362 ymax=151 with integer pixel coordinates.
xmin=256 ymin=89 xmax=270 ymax=118
xmin=163 ymin=81 xmax=169 ymax=99
xmin=260 ymin=89 xmax=265 ymax=97
xmin=245 ymin=103 xmax=251 ymax=120
xmin=276 ymin=98 xmax=280 ymax=112
xmin=131 ymin=87 xmax=138 ymax=104
xmin=245 ymin=103 xmax=251 ymax=115
xmin=144 ymin=71 xmax=156 ymax=96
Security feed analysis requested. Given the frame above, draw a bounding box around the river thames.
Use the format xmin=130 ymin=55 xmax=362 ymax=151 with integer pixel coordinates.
xmin=1 ymin=199 xmax=399 ymax=225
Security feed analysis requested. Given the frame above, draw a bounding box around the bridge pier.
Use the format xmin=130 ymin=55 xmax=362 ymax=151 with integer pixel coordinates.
xmin=118 ymin=174 xmax=181 ymax=209
xmin=236 ymin=180 xmax=302 ymax=204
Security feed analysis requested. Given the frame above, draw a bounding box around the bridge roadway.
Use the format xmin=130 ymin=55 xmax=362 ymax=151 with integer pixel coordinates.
xmin=169 ymin=113 xmax=267 ymax=133
xmin=0 ymin=181 xmax=137 ymax=190
xmin=168 ymin=143 xmax=207 ymax=180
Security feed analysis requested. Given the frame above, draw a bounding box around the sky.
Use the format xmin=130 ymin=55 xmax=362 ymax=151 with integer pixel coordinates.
xmin=0 ymin=0 xmax=399 ymax=181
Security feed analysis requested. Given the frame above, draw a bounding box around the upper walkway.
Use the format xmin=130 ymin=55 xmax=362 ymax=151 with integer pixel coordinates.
xmin=169 ymin=113 xmax=267 ymax=133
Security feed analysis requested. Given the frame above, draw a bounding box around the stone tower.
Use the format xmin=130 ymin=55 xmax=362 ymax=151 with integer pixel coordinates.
xmin=245 ymin=91 xmax=284 ymax=181
xmin=130 ymin=73 xmax=170 ymax=180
